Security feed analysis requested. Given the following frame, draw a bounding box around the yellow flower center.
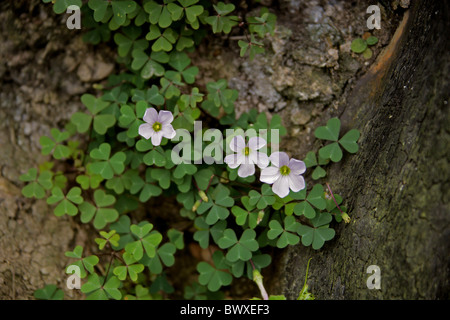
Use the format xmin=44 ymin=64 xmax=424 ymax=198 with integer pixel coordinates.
xmin=243 ymin=147 xmax=250 ymax=156
xmin=153 ymin=122 xmax=162 ymax=132
xmin=280 ymin=165 xmax=291 ymax=176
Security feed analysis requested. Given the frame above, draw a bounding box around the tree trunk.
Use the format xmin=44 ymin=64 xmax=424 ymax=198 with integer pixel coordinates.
xmin=272 ymin=0 xmax=449 ymax=300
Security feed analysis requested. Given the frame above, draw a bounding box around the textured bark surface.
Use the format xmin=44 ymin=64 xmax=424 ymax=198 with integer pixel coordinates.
xmin=0 ymin=0 xmax=114 ymax=299
xmin=272 ymin=0 xmax=450 ymax=300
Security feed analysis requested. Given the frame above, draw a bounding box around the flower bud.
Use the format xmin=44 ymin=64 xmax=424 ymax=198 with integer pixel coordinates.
xmin=192 ymin=200 xmax=202 ymax=212
xmin=198 ymin=190 xmax=208 ymax=202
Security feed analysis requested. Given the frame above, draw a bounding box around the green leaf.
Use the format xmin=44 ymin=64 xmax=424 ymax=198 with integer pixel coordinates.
xmin=90 ymin=143 xmax=126 ymax=179
xmin=339 ymin=129 xmax=360 ymax=153
xmin=267 ymin=216 xmax=300 ymax=248
xmin=111 ymin=0 xmax=136 ymax=26
xmin=82 ymin=274 xmax=122 ymax=300
xmin=34 ymin=284 xmax=64 ymax=300
xmin=351 ymin=38 xmax=368 ymax=53
xmin=150 ymin=274 xmax=174 ymax=294
xmin=52 ymin=0 xmax=82 ymax=14
xmin=39 ymin=129 xmax=71 ymax=159
xmin=363 ymin=48 xmax=373 ymax=59
xmin=70 ymin=112 xmax=92 ymax=133
xmin=306 ymin=184 xmax=326 ymax=210
xmin=113 ymin=252 xmax=144 ymax=282
xmin=319 ymin=142 xmax=343 ymax=162
xmin=168 ymin=228 xmax=184 ymax=250
xmin=248 ymin=184 xmax=275 ymax=209
xmin=293 ymin=201 xmax=316 ymax=219
xmin=197 ymin=251 xmax=232 ymax=292
xmin=314 ymin=118 xmax=341 ymax=141
xmin=204 ymin=2 xmax=238 ymax=34
xmin=197 ymin=184 xmax=234 ymax=225
xmin=297 ymin=212 xmax=335 ymax=250
xmin=80 ymin=190 xmax=118 ymax=229
xmin=193 ymin=169 xmax=214 ymax=191
xmin=88 ymin=0 xmax=109 ymax=21
xmin=47 ymin=187 xmax=83 ymax=217
xmin=218 ymin=229 xmax=259 ymax=262
xmin=65 ymin=245 xmax=99 ymax=278
xmin=366 ymin=36 xmax=378 ymax=46
xmin=312 ymin=166 xmax=327 ymax=180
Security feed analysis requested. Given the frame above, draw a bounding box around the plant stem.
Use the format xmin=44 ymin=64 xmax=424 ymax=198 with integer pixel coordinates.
xmin=325 ymin=182 xmax=343 ymax=214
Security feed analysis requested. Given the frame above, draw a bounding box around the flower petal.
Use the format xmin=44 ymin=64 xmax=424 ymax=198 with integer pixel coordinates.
xmin=269 ymin=151 xmax=290 ymax=167
xmin=260 ymin=166 xmax=280 ymax=184
xmin=143 ymin=108 xmax=158 ymax=124
xmin=151 ymin=131 xmax=163 ymax=146
xmin=161 ymin=124 xmax=176 ymax=139
xmin=238 ymin=163 xmax=255 ymax=178
xmin=138 ymin=123 xmax=154 ymax=140
xmin=289 ymin=158 xmax=306 ymax=175
xmin=253 ymin=152 xmax=269 ymax=169
xmin=224 ymin=153 xmax=243 ymax=169
xmin=272 ymin=176 xmax=290 ymax=198
xmin=158 ymin=110 xmax=174 ymax=125
xmin=288 ymin=174 xmax=305 ymax=193
xmin=230 ymin=135 xmax=245 ymax=152
xmin=248 ymin=136 xmax=266 ymax=151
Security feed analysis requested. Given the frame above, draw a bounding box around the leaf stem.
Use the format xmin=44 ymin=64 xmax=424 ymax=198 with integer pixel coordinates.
xmin=325 ymin=182 xmax=343 ymax=215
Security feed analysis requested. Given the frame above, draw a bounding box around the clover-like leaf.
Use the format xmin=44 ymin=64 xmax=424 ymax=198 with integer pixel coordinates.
xmin=248 ymin=184 xmax=275 ymax=210
xmin=47 ymin=186 xmax=83 ymax=217
xmin=230 ymin=253 xmax=272 ymax=279
xmin=125 ymin=222 xmax=163 ymax=260
xmin=293 ymin=184 xmax=326 ymax=219
xmin=90 ymin=143 xmax=126 ymax=179
xmin=231 ymin=196 xmax=259 ymax=228
xmin=46 ymin=0 xmax=82 ymax=14
xmin=315 ymin=118 xmax=360 ymax=162
xmin=142 ymin=242 xmax=176 ymax=274
xmin=339 ymin=129 xmax=360 ymax=154
xmin=71 ymin=94 xmax=115 ymax=135
xmin=95 ymin=230 xmax=120 ymax=250
xmin=81 ymin=274 xmax=122 ymax=300
xmin=197 ymin=251 xmax=232 ymax=292
xmin=248 ymin=8 xmax=277 ymax=37
xmin=193 ymin=217 xmax=227 ymax=249
xmin=267 ymin=216 xmax=300 ymax=248
xmin=218 ymin=229 xmax=259 ymax=262
xmin=204 ymin=2 xmax=238 ymax=34
xmin=197 ymin=184 xmax=234 ymax=225
xmin=20 ymin=168 xmax=53 ymax=199
xmin=65 ymin=245 xmax=99 ymax=279
xmin=79 ymin=189 xmax=119 ymax=229
xmin=113 ymin=252 xmax=144 ymax=282
xmin=238 ymin=34 xmax=265 ymax=61
xmin=144 ymin=0 xmax=174 ymax=28
xmin=131 ymin=49 xmax=169 ymax=79
xmin=39 ymin=128 xmax=71 ymax=159
xmin=33 ymin=284 xmax=64 ymax=300
xmin=167 ymin=228 xmax=184 ymax=250
xmin=314 ymin=118 xmax=341 ymax=141
xmin=297 ymin=212 xmax=335 ymax=250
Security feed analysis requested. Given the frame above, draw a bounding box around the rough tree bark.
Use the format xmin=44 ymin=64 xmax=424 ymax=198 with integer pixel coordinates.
xmin=272 ymin=0 xmax=449 ymax=300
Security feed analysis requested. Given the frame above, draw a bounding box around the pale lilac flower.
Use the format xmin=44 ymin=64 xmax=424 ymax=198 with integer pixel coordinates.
xmin=224 ymin=135 xmax=269 ymax=178
xmin=260 ymin=152 xmax=306 ymax=198
xmin=138 ymin=108 xmax=176 ymax=146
